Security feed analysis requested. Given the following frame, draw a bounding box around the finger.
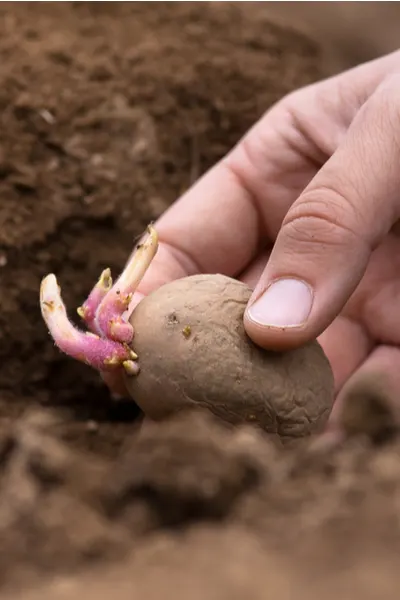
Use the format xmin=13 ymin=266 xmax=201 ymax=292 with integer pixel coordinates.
xmin=244 ymin=74 xmax=400 ymax=350
xmin=317 ymin=316 xmax=372 ymax=393
xmin=344 ymin=233 xmax=400 ymax=346
xmin=237 ymin=248 xmax=272 ymax=289
xmin=330 ymin=345 xmax=400 ymax=440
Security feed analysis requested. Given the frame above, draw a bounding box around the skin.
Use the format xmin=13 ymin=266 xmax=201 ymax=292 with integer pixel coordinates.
xmin=123 ymin=51 xmax=400 ymax=427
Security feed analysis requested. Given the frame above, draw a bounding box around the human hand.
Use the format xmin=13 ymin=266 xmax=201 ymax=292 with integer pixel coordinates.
xmin=129 ymin=51 xmax=400 ymax=425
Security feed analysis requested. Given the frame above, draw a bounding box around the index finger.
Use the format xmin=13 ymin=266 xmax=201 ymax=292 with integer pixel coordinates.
xmin=136 ymin=163 xmax=261 ymax=297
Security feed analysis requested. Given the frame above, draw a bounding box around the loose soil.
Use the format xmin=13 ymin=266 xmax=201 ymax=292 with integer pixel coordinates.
xmin=0 ymin=3 xmax=399 ymax=599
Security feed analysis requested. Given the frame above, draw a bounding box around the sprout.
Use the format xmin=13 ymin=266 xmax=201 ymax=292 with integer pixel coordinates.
xmin=40 ymin=225 xmax=158 ymax=380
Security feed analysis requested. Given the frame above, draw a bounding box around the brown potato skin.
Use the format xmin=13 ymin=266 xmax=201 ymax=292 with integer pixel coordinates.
xmin=124 ymin=274 xmax=334 ymax=439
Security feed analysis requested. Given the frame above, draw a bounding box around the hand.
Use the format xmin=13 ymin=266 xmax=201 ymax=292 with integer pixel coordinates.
xmin=132 ymin=51 xmax=400 ymax=425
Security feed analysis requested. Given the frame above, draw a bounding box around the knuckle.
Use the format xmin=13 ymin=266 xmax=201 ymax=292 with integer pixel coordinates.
xmin=281 ymin=187 xmax=365 ymax=252
xmin=366 ymin=74 xmax=400 ymax=131
xmin=377 ymin=73 xmax=400 ymax=97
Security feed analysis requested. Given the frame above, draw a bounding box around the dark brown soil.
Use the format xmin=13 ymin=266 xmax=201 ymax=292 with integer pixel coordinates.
xmin=0 ymin=2 xmax=399 ymax=599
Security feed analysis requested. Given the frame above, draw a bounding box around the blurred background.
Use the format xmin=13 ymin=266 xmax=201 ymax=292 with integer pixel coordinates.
xmin=253 ymin=1 xmax=400 ymax=72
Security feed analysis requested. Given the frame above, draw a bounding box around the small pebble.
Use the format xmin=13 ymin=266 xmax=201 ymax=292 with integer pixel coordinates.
xmin=39 ymin=108 xmax=55 ymax=124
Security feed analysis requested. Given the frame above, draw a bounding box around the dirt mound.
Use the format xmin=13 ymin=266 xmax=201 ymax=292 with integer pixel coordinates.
xmin=1 ymin=408 xmax=400 ymax=599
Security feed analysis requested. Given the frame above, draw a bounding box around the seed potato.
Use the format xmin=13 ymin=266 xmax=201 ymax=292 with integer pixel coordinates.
xmin=125 ymin=274 xmax=334 ymax=439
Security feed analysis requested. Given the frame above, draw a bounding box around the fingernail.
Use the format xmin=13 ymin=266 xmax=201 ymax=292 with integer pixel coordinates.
xmin=247 ymin=278 xmax=313 ymax=328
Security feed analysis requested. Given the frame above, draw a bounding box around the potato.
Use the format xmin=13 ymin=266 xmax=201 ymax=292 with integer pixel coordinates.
xmin=124 ymin=274 xmax=334 ymax=439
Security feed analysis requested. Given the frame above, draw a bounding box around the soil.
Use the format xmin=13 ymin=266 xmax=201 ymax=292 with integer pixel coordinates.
xmin=0 ymin=2 xmax=399 ymax=599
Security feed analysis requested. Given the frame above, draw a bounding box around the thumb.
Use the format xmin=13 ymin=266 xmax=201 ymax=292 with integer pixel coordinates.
xmin=244 ymin=76 xmax=400 ymax=350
